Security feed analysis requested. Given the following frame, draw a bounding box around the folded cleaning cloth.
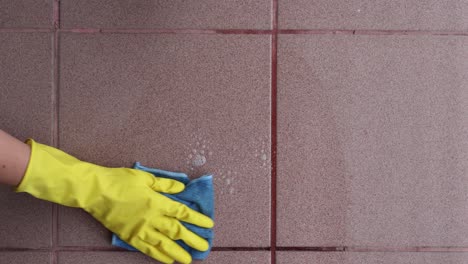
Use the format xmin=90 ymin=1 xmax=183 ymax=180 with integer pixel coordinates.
xmin=111 ymin=162 xmax=214 ymax=260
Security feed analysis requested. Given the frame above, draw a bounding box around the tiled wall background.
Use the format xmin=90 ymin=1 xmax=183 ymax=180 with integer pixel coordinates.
xmin=0 ymin=0 xmax=467 ymax=263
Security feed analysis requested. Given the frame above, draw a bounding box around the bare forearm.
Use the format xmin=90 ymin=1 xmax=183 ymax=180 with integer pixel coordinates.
xmin=0 ymin=130 xmax=31 ymax=186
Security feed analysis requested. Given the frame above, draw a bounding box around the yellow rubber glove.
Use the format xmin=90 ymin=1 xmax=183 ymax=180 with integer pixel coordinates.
xmin=16 ymin=139 xmax=214 ymax=264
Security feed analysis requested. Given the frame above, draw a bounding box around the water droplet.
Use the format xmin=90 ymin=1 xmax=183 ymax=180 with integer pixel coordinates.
xmin=200 ymin=150 xmax=205 ymax=154
xmin=196 ymin=142 xmax=200 ymax=146
xmin=192 ymin=149 xmax=197 ymax=154
xmin=261 ymin=153 xmax=267 ymax=161
xmin=227 ymin=171 xmax=231 ymax=175
xmin=254 ymin=153 xmax=259 ymax=157
xmin=226 ymin=178 xmax=231 ymax=185
xmin=229 ymin=187 xmax=234 ymax=194
xmin=260 ymin=149 xmax=265 ymax=153
xmin=188 ymin=154 xmax=193 ymax=159
xmin=208 ymin=151 xmax=213 ymax=156
xmin=192 ymin=154 xmax=207 ymax=167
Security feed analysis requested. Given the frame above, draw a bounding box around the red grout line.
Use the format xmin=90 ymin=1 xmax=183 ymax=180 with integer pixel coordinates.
xmin=280 ymin=29 xmax=468 ymax=36
xmin=280 ymin=29 xmax=355 ymax=35
xmin=60 ymin=28 xmax=272 ymax=34
xmin=51 ymin=1 xmax=60 ymax=264
xmin=57 ymin=246 xmax=271 ymax=252
xmin=345 ymin=246 xmax=468 ymax=252
xmin=0 ymin=27 xmax=467 ymax=36
xmin=2 ymin=246 xmax=468 ymax=252
xmin=56 ymin=246 xmax=128 ymax=252
xmin=277 ymin=247 xmax=345 ymax=251
xmin=354 ymin=29 xmax=468 ymax=36
xmin=212 ymin=247 xmax=271 ymax=251
xmin=271 ymin=0 xmax=278 ymax=264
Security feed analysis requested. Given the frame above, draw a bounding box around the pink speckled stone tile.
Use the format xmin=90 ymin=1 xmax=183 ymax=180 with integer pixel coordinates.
xmin=58 ymin=206 xmax=111 ymax=246
xmin=277 ymin=252 xmax=468 ymax=264
xmin=279 ymin=0 xmax=468 ymax=31
xmin=58 ymin=251 xmax=270 ymax=264
xmin=0 ymin=252 xmax=51 ymax=264
xmin=60 ymin=0 xmax=271 ymax=29
xmin=0 ymin=0 xmax=52 ymax=28
xmin=0 ymin=33 xmax=53 ymax=144
xmin=277 ymin=35 xmax=468 ymax=247
xmin=58 ymin=33 xmax=271 ymax=247
xmin=0 ymin=33 xmax=53 ymax=248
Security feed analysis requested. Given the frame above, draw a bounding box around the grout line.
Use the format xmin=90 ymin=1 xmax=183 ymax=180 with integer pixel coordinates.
xmin=277 ymin=247 xmax=468 ymax=252
xmin=344 ymin=247 xmax=468 ymax=252
xmin=55 ymin=247 xmax=127 ymax=252
xmin=279 ymin=29 xmax=468 ymax=36
xmin=2 ymin=246 xmax=468 ymax=252
xmin=60 ymin=28 xmax=273 ymax=34
xmin=271 ymin=0 xmax=278 ymax=264
xmin=0 ymin=28 xmax=467 ymax=36
xmin=55 ymin=246 xmax=268 ymax=252
xmin=277 ymin=247 xmax=346 ymax=251
xmin=51 ymin=1 xmax=60 ymax=264
xmin=212 ymin=247 xmax=271 ymax=251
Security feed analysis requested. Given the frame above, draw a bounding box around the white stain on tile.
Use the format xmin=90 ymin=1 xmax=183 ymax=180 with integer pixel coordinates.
xmin=186 ymin=134 xmax=214 ymax=170
xmin=192 ymin=154 xmax=207 ymax=167
xmin=253 ymin=137 xmax=270 ymax=168
xmin=215 ymin=169 xmax=238 ymax=195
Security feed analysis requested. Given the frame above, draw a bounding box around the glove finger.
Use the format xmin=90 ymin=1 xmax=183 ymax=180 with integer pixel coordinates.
xmin=162 ymin=201 xmax=214 ymax=228
xmin=140 ymin=229 xmax=192 ymax=264
xmin=155 ymin=216 xmax=210 ymax=252
xmin=147 ymin=174 xmax=185 ymax=194
xmin=130 ymin=238 xmax=175 ymax=264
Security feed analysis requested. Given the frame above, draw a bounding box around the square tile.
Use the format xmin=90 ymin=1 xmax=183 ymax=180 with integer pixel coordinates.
xmin=278 ymin=35 xmax=468 ymax=246
xmin=0 ymin=0 xmax=52 ymax=28
xmin=277 ymin=252 xmax=468 ymax=264
xmin=58 ymin=251 xmax=270 ymax=264
xmin=0 ymin=33 xmax=53 ymax=144
xmin=279 ymin=0 xmax=468 ymax=31
xmin=59 ymin=33 xmax=271 ymax=247
xmin=0 ymin=252 xmax=50 ymax=264
xmin=60 ymin=0 xmax=271 ymax=29
xmin=0 ymin=33 xmax=53 ymax=248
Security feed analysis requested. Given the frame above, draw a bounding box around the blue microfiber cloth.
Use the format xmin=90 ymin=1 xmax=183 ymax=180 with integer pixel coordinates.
xmin=111 ymin=162 xmax=214 ymax=260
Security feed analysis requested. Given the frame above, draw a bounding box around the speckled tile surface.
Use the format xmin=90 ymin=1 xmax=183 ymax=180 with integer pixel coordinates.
xmin=0 ymin=252 xmax=51 ymax=264
xmin=58 ymin=33 xmax=271 ymax=247
xmin=0 ymin=33 xmax=53 ymax=144
xmin=277 ymin=34 xmax=468 ymax=247
xmin=0 ymin=0 xmax=52 ymax=28
xmin=277 ymin=252 xmax=468 ymax=264
xmin=279 ymin=0 xmax=468 ymax=30
xmin=1 ymin=1 xmax=468 ymax=262
xmin=0 ymin=33 xmax=53 ymax=248
xmin=60 ymin=0 xmax=272 ymax=29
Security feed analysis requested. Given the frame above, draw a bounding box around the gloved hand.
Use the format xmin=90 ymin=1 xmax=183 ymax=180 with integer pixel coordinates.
xmin=16 ymin=139 xmax=214 ymax=264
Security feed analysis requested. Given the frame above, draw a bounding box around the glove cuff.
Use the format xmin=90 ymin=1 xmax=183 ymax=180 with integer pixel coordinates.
xmin=15 ymin=139 xmax=94 ymax=208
